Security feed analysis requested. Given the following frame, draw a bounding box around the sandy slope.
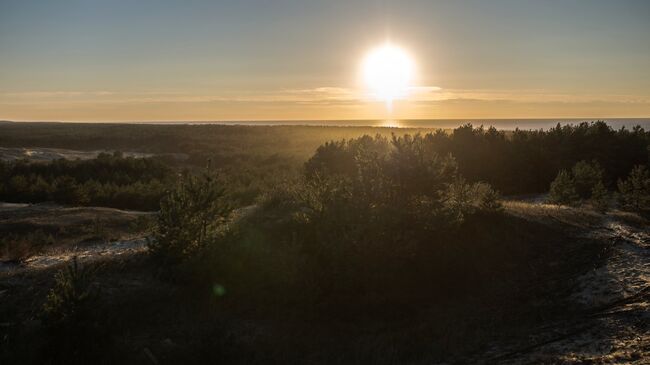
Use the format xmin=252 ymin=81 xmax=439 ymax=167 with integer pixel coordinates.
xmin=0 ymin=204 xmax=255 ymax=274
xmin=0 ymin=147 xmax=153 ymax=161
xmin=0 ymin=238 xmax=148 ymax=274
xmin=490 ymin=209 xmax=649 ymax=364
xmin=573 ymin=218 xmax=649 ymax=307
xmin=0 ymin=202 xmax=153 ymax=272
xmin=0 ymin=146 xmax=189 ymax=162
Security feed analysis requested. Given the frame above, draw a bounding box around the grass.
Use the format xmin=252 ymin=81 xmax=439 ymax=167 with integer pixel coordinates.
xmin=502 ymin=200 xmax=603 ymax=228
xmin=0 ymin=205 xmax=155 ymax=261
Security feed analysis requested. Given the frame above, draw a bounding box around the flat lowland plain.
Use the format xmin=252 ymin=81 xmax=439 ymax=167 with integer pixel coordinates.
xmin=0 ymin=122 xmax=648 ymax=364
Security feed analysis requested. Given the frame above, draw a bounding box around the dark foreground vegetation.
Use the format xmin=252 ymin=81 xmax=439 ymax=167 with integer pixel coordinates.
xmin=1 ymin=121 xmax=649 ymax=363
xmin=151 ymin=134 xmax=502 ymax=309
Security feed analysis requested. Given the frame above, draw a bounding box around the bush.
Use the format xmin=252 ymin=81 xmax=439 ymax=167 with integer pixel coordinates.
xmin=590 ymin=181 xmax=609 ymax=212
xmin=472 ymin=181 xmax=503 ymax=212
xmin=617 ymin=165 xmax=650 ymax=211
xmin=548 ymin=160 xmax=608 ymax=208
xmin=548 ymin=170 xmax=579 ymax=205
xmin=40 ymin=257 xmax=109 ymax=363
xmin=572 ymin=160 xmax=605 ymax=199
xmin=150 ymin=170 xmax=233 ymax=265
xmin=42 ymin=257 xmax=99 ymax=326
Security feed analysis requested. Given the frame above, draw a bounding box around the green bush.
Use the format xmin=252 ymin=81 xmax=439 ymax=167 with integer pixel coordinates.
xmin=150 ymin=170 xmax=233 ymax=265
xmin=42 ymin=257 xmax=99 ymax=326
xmin=548 ymin=170 xmax=578 ymax=205
xmin=617 ymin=165 xmax=650 ymax=211
xmin=590 ymin=181 xmax=609 ymax=212
xmin=443 ymin=178 xmax=501 ymax=220
xmin=40 ymin=257 xmax=110 ymax=363
xmin=572 ymin=160 xmax=605 ymax=199
xmin=548 ymin=160 xmax=608 ymax=208
xmin=472 ymin=181 xmax=503 ymax=212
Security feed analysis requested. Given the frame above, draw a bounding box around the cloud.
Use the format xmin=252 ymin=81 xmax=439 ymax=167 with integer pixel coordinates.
xmin=1 ymin=87 xmax=648 ymax=109
xmin=1 ymin=91 xmax=115 ymax=98
xmin=417 ymin=89 xmax=650 ymax=104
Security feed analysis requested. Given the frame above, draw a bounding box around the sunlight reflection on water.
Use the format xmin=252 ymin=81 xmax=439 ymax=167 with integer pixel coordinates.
xmin=136 ymin=118 xmax=650 ymax=130
xmin=381 ymin=120 xmax=401 ymax=128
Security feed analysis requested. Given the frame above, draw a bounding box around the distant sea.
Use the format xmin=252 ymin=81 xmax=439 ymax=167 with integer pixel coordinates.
xmin=138 ymin=118 xmax=650 ymax=130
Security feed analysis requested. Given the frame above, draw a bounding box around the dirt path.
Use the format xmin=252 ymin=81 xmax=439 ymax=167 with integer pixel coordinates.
xmin=0 ymin=237 xmax=149 ymax=274
xmin=491 ymin=213 xmax=650 ymax=364
xmin=0 ymin=147 xmax=155 ymax=162
xmin=0 ymin=204 xmax=258 ymax=275
xmin=572 ymin=218 xmax=649 ymax=307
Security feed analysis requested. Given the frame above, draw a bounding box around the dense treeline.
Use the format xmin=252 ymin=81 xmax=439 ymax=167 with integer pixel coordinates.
xmin=546 ymin=159 xmax=650 ymax=212
xmin=1 ymin=121 xmax=648 ymax=209
xmin=3 ymin=121 xmax=649 ymax=195
xmin=0 ymin=152 xmax=171 ymax=210
xmin=421 ymin=122 xmax=649 ymax=194
xmin=0 ymin=123 xmax=397 ymax=205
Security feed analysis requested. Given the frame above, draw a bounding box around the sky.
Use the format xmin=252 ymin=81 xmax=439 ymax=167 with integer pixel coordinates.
xmin=1 ymin=0 xmax=649 ymax=121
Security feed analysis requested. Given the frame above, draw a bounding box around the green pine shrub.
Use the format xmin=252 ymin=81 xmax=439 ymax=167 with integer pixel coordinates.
xmin=617 ymin=165 xmax=650 ymax=211
xmin=42 ymin=257 xmax=99 ymax=326
xmin=548 ymin=160 xmax=609 ymax=210
xmin=572 ymin=160 xmax=605 ymax=199
xmin=150 ymin=169 xmax=233 ymax=265
xmin=548 ymin=170 xmax=579 ymax=205
xmin=590 ymin=181 xmax=609 ymax=213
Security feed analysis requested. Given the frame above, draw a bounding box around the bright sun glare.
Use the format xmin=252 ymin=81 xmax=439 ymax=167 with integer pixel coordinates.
xmin=362 ymin=43 xmax=415 ymax=105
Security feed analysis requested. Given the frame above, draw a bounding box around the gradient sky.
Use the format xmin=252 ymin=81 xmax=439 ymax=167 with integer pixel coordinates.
xmin=1 ymin=0 xmax=649 ymax=121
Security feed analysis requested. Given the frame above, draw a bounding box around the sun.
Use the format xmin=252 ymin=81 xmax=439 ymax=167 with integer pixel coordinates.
xmin=362 ymin=43 xmax=415 ymax=104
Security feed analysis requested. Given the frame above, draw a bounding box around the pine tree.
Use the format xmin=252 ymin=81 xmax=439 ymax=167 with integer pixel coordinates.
xmin=548 ymin=170 xmax=578 ymax=205
xmin=150 ymin=169 xmax=232 ymax=265
xmin=572 ymin=160 xmax=604 ymax=199
xmin=617 ymin=165 xmax=650 ymax=211
xmin=590 ymin=181 xmax=609 ymax=212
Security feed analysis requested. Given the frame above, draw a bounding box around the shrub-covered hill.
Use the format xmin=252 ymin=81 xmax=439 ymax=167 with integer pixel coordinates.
xmin=3 ymin=199 xmax=636 ymax=364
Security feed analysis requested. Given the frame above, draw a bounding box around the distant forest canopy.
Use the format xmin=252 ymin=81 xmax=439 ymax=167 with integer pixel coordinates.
xmin=0 ymin=152 xmax=171 ymax=210
xmin=0 ymin=121 xmax=648 ymax=208
xmin=424 ymin=122 xmax=649 ymax=194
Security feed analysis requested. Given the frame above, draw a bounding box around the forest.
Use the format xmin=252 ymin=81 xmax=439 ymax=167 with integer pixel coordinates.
xmin=1 ymin=121 xmax=648 ymax=208
xmin=0 ymin=152 xmax=171 ymax=210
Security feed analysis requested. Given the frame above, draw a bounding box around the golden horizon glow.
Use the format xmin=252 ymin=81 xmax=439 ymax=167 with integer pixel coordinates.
xmin=362 ymin=43 xmax=415 ymax=106
xmin=1 ymin=2 xmax=649 ymax=122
